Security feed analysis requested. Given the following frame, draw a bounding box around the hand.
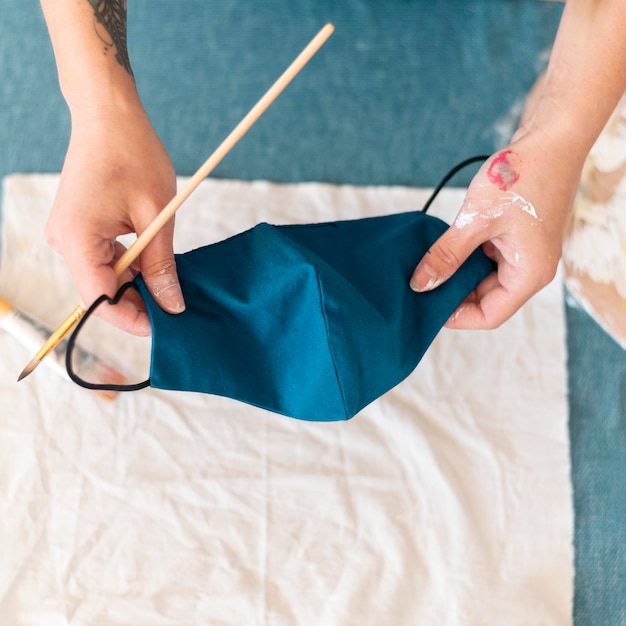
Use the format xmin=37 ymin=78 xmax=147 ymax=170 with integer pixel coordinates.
xmin=44 ymin=100 xmax=185 ymax=336
xmin=410 ymin=134 xmax=581 ymax=329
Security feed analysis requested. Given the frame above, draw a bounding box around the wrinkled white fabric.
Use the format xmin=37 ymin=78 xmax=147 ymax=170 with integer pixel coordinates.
xmin=0 ymin=175 xmax=572 ymax=626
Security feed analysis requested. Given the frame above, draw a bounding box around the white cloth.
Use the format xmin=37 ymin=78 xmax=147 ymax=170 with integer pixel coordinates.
xmin=0 ymin=174 xmax=572 ymax=626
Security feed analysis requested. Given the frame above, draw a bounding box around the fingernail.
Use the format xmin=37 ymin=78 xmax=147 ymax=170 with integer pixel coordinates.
xmin=410 ymin=275 xmax=442 ymax=293
xmin=151 ymin=275 xmax=186 ymax=313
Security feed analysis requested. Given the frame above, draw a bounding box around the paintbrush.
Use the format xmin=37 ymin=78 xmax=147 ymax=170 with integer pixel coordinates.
xmin=18 ymin=23 xmax=334 ymax=381
xmin=1 ymin=296 xmax=126 ymax=401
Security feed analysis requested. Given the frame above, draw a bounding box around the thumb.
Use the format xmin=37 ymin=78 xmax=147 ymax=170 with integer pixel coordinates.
xmin=410 ymin=226 xmax=483 ymax=293
xmin=137 ymin=220 xmax=185 ymax=314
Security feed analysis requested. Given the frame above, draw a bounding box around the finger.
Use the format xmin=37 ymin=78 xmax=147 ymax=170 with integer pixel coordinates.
xmin=135 ymin=217 xmax=185 ymax=315
xmin=90 ymin=279 xmax=153 ymax=336
xmin=410 ymin=222 xmax=487 ymax=293
xmin=444 ymin=272 xmax=530 ymax=330
xmin=68 ymin=238 xmax=153 ymax=336
xmin=113 ymin=240 xmax=139 ymax=284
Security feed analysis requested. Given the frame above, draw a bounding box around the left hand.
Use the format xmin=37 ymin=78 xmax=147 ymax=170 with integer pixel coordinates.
xmin=410 ymin=133 xmax=580 ymax=329
xmin=44 ymin=100 xmax=184 ymax=336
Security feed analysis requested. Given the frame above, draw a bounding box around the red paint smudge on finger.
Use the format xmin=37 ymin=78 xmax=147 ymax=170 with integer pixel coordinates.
xmin=487 ymin=150 xmax=520 ymax=191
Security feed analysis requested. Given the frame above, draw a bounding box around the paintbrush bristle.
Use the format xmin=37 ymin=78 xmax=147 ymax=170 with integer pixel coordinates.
xmin=17 ymin=357 xmax=40 ymax=381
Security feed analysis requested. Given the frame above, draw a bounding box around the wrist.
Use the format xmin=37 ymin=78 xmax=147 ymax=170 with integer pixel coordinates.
xmin=64 ymin=74 xmax=144 ymax=130
xmin=41 ymin=0 xmax=138 ymax=124
xmin=514 ymin=90 xmax=594 ymax=176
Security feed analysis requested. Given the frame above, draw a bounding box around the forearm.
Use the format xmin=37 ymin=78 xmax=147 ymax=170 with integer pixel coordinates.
xmin=40 ymin=0 xmax=182 ymax=331
xmin=40 ymin=0 xmax=138 ymax=119
xmin=523 ymin=0 xmax=626 ymax=160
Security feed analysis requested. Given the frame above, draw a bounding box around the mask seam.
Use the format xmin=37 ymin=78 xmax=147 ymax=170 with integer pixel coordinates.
xmin=313 ymin=265 xmax=350 ymax=420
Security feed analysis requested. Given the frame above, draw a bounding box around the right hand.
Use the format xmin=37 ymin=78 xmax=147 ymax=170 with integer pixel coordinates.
xmin=45 ymin=100 xmax=185 ymax=336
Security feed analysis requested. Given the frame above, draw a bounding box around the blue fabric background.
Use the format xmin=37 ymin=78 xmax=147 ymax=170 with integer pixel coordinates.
xmin=1 ymin=1 xmax=625 ymax=623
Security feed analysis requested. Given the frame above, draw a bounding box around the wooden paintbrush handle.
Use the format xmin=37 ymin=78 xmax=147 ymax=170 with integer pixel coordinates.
xmin=19 ymin=23 xmax=334 ymax=379
xmin=113 ymin=23 xmax=335 ymax=277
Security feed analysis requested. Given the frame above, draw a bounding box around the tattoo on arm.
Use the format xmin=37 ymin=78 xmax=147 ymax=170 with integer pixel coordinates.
xmin=87 ymin=0 xmax=133 ymax=76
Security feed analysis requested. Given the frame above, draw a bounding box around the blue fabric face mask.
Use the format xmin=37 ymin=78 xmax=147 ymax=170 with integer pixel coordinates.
xmin=67 ymin=159 xmax=493 ymax=422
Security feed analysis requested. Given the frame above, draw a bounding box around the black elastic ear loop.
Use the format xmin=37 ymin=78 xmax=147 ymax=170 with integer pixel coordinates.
xmin=421 ymin=155 xmax=489 ymax=214
xmin=66 ymin=281 xmax=151 ymax=392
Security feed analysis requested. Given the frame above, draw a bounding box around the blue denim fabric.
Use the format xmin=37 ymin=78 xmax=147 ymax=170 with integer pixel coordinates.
xmin=0 ymin=0 xmax=561 ymax=187
xmin=3 ymin=2 xmax=625 ymax=625
xmin=128 ymin=0 xmax=562 ymax=187
xmin=567 ymin=300 xmax=626 ymax=626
